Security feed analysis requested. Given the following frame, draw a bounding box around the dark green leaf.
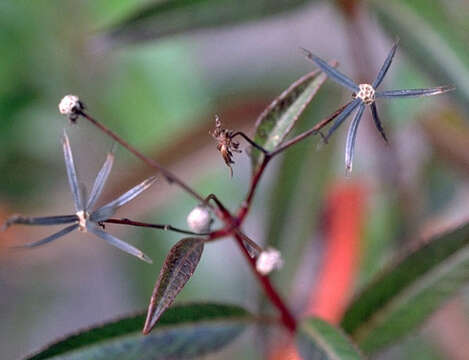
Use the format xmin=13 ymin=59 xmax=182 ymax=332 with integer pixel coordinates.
xmin=342 ymin=220 xmax=469 ymax=354
xmin=369 ymin=0 xmax=469 ymax=113
xmin=101 ymin=0 xmax=313 ymax=45
xmin=25 ymin=303 xmax=252 ymax=360
xmin=296 ymin=317 xmax=364 ymax=360
xmin=143 ymin=237 xmax=204 ymax=334
xmin=251 ymin=69 xmax=330 ymax=173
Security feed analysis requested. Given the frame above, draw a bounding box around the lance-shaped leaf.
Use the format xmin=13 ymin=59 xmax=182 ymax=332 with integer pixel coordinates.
xmin=341 ymin=220 xmax=469 ymax=354
xmin=296 ymin=317 xmax=364 ymax=360
xmin=251 ymin=68 xmax=331 ymax=173
xmin=100 ymin=0 xmax=313 ymax=45
xmin=24 ymin=303 xmax=253 ymax=360
xmin=369 ymin=0 xmax=469 ymax=113
xmin=260 ymin=91 xmax=337 ymax=300
xmin=143 ymin=237 xmax=205 ymax=334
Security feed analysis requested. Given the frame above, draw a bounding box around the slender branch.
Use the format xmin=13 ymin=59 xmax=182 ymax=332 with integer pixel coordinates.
xmin=233 ymin=232 xmax=297 ymax=332
xmin=204 ymin=193 xmax=232 ymax=221
xmin=269 ymin=101 xmax=351 ymax=157
xmin=103 ymin=218 xmax=210 ymax=236
xmin=75 ymin=105 xmax=307 ymax=335
xmin=236 ymin=102 xmax=351 ymax=223
xmin=237 ymin=155 xmax=271 ymax=222
xmin=78 ymin=110 xmax=207 ymax=205
xmin=230 ymin=131 xmax=269 ymax=154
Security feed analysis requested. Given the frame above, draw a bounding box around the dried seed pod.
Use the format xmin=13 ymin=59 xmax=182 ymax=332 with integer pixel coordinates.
xmin=186 ymin=205 xmax=213 ymax=233
xmin=355 ymin=83 xmax=376 ymax=105
xmin=58 ymin=94 xmax=84 ymax=122
xmin=210 ymin=115 xmax=241 ymax=177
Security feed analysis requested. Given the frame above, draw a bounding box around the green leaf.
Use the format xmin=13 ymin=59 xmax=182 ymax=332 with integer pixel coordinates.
xmin=25 ymin=303 xmax=253 ymax=360
xmin=101 ymin=0 xmax=312 ymax=45
xmin=341 ymin=220 xmax=469 ymax=354
xmin=296 ymin=317 xmax=364 ymax=360
xmin=262 ymin=89 xmax=337 ymax=290
xmin=251 ymin=69 xmax=329 ymax=173
xmin=143 ymin=237 xmax=204 ymax=334
xmin=369 ymin=0 xmax=469 ymax=113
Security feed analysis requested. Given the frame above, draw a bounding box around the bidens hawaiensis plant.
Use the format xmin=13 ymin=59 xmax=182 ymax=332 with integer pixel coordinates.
xmin=5 ymin=43 xmax=454 ymax=360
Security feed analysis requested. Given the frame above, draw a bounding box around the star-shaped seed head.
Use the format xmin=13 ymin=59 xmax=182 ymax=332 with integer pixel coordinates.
xmin=2 ymin=131 xmax=156 ymax=263
xmin=301 ymin=42 xmax=453 ymax=173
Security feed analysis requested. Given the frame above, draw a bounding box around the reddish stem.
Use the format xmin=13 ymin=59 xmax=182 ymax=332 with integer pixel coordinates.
xmin=77 ymin=109 xmax=299 ymax=334
xmin=79 ymin=110 xmax=206 ymax=204
xmin=237 ymin=103 xmax=349 ymax=224
xmin=237 ymin=156 xmax=271 ymax=222
xmin=233 ymin=232 xmax=297 ymax=333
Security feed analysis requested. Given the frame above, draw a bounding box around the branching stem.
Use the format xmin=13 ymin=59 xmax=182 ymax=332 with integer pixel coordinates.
xmin=237 ymin=102 xmax=349 ymax=222
xmin=75 ymin=104 xmax=346 ymax=334
xmin=230 ymin=131 xmax=269 ymax=154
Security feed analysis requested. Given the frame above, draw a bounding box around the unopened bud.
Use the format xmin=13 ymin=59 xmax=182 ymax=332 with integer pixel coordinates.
xmin=59 ymin=94 xmax=84 ymax=122
xmin=256 ymin=248 xmax=283 ymax=275
xmin=187 ymin=205 xmax=212 ymax=233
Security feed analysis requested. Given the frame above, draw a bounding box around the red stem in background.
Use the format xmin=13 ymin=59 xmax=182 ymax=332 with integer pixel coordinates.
xmin=268 ymin=182 xmax=366 ymax=360
xmin=308 ymin=182 xmax=365 ymax=323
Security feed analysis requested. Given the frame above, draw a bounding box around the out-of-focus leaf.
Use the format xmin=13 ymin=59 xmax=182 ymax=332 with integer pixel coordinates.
xmin=341 ymin=220 xmax=469 ymax=354
xmin=369 ymin=0 xmax=469 ymax=113
xmin=100 ymin=0 xmax=314 ymax=45
xmin=25 ymin=303 xmax=253 ymax=360
xmin=420 ymin=109 xmax=469 ymax=178
xmin=296 ymin=317 xmax=364 ymax=360
xmin=251 ymin=69 xmax=330 ymax=174
xmin=143 ymin=237 xmax=204 ymax=334
xmin=263 ymin=89 xmax=337 ymax=294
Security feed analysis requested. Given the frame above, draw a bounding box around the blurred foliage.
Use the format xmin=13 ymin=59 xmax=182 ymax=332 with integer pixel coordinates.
xmin=2 ymin=0 xmax=469 ymax=359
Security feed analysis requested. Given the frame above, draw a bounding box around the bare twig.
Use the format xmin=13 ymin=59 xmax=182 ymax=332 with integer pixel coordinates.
xmin=77 ymin=109 xmax=298 ymax=334
xmin=230 ymin=131 xmax=269 ymax=154
xmin=78 ymin=110 xmax=207 ymax=205
xmin=103 ymin=218 xmax=210 ymax=236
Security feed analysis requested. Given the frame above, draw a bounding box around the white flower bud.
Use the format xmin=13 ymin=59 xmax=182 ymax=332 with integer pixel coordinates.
xmin=256 ymin=247 xmax=283 ymax=275
xmin=187 ymin=205 xmax=212 ymax=233
xmin=59 ymin=94 xmax=84 ymax=121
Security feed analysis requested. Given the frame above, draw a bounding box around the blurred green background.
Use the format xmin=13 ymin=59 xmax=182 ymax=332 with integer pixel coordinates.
xmin=1 ymin=1 xmax=469 ymax=359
